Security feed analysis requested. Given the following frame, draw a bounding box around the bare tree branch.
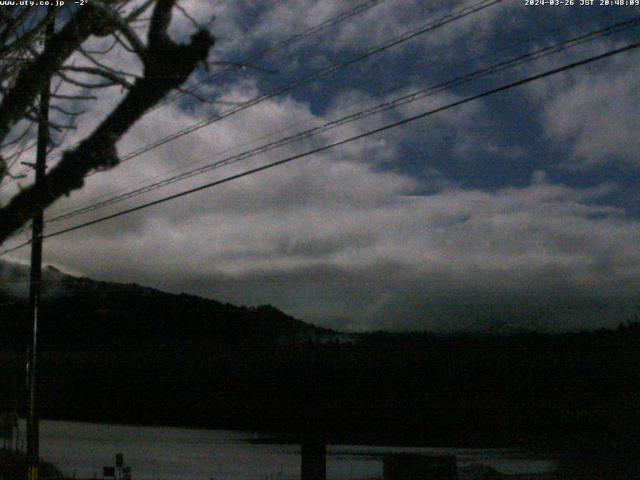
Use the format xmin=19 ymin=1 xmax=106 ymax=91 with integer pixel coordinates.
xmin=0 ymin=7 xmax=108 ymax=146
xmin=81 ymin=37 xmax=119 ymax=56
xmin=61 ymin=65 xmax=136 ymax=88
xmin=50 ymin=93 xmax=97 ymax=100
xmin=50 ymin=104 xmax=87 ymax=117
xmin=125 ymin=0 xmax=157 ymax=22
xmin=54 ymin=70 xmax=123 ymax=90
xmin=0 ymin=0 xmax=215 ymax=244
xmin=90 ymin=1 xmax=149 ymax=57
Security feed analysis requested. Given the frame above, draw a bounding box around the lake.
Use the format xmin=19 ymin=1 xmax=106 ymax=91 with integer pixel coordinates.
xmin=23 ymin=420 xmax=555 ymax=480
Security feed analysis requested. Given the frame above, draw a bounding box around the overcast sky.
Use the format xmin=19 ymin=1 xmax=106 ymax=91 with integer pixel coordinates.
xmin=2 ymin=0 xmax=640 ymax=332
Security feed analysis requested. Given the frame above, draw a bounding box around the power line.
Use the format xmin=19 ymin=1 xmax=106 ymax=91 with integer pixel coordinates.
xmin=103 ymin=0 xmax=502 ymax=171
xmin=151 ymin=0 xmax=389 ymax=111
xmin=0 ymin=0 xmax=389 ymax=189
xmin=40 ymin=17 xmax=640 ymax=226
xmin=44 ymin=12 xmax=636 ymax=222
xmin=5 ymin=0 xmax=500 ymax=189
xmin=2 ymin=38 xmax=638 ymax=257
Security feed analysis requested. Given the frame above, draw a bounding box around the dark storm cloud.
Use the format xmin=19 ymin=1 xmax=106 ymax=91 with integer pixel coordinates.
xmin=15 ymin=175 xmax=638 ymax=332
xmin=109 ymin=258 xmax=639 ymax=333
xmin=3 ymin=0 xmax=640 ymax=332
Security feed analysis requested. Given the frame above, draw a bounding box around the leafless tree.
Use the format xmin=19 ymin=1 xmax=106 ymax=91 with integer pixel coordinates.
xmin=0 ymin=0 xmax=215 ymax=246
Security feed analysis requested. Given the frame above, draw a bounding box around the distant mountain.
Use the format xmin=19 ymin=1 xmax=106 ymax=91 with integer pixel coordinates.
xmin=0 ymin=259 xmax=342 ymax=349
xmin=2 ymin=260 xmax=639 ymax=453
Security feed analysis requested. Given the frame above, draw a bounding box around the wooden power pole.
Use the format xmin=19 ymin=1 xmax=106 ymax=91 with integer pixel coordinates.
xmin=26 ymin=9 xmax=55 ymax=480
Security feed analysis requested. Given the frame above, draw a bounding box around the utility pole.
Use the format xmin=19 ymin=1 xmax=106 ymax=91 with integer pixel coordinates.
xmin=26 ymin=8 xmax=55 ymax=480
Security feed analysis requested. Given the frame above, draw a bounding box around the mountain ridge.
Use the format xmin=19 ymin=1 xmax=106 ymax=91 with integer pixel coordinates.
xmin=0 ymin=259 xmax=340 ymax=349
xmin=2 ymin=259 xmax=640 ymax=452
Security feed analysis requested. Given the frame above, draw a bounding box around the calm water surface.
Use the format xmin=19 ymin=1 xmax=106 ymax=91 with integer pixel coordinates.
xmin=25 ymin=420 xmax=555 ymax=480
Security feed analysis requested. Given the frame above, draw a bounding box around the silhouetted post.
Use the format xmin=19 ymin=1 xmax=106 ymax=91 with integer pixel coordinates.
xmin=26 ymin=9 xmax=54 ymax=480
xmin=300 ymin=437 xmax=326 ymax=480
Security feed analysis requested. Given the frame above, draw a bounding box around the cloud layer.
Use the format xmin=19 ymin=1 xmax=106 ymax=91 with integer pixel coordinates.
xmin=2 ymin=0 xmax=639 ymax=331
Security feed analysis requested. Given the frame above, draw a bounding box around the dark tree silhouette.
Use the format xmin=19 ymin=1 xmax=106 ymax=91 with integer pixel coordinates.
xmin=0 ymin=0 xmax=215 ymax=246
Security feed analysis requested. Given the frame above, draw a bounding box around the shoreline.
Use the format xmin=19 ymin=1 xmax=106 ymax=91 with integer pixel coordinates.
xmin=5 ymin=420 xmax=639 ymax=480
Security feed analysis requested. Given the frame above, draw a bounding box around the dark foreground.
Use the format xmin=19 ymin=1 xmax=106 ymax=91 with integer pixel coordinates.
xmin=3 ymin=321 xmax=640 ymax=454
xmin=0 ymin=449 xmax=62 ymax=480
xmin=3 ymin=447 xmax=640 ymax=480
xmin=1 ymin=269 xmax=639 ymax=457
